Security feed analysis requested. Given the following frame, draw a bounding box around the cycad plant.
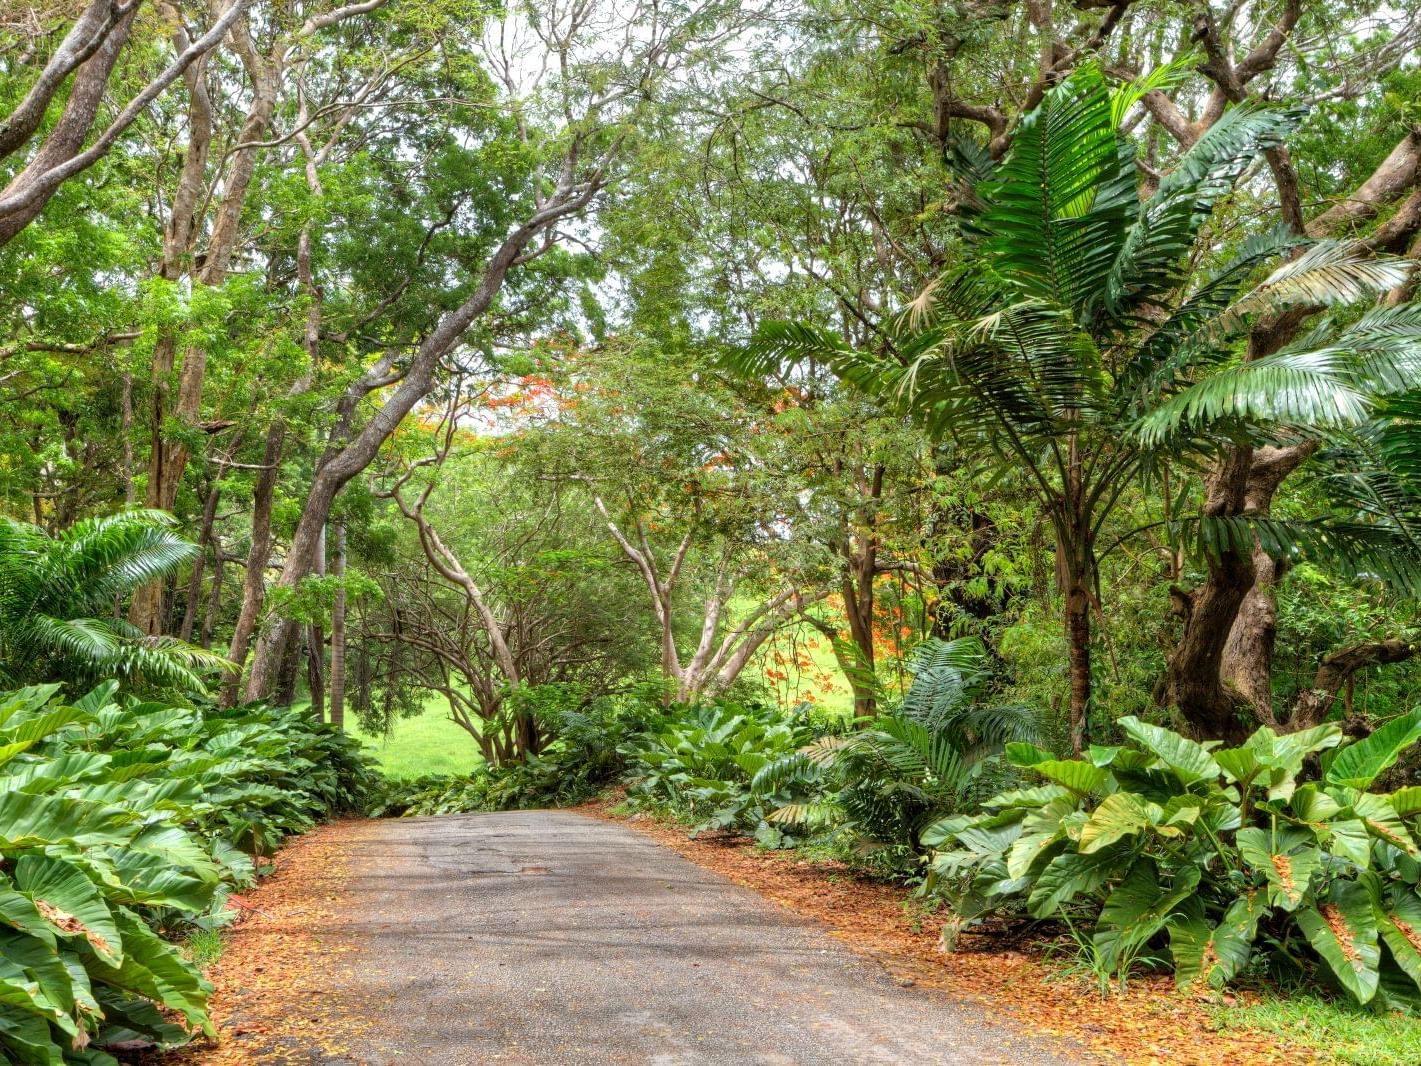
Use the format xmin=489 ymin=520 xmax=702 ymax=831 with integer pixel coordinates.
xmin=0 ymin=511 xmax=230 ymax=691
xmin=754 ymin=637 xmax=1042 ymax=855
xmin=734 ymin=65 xmax=1421 ymax=751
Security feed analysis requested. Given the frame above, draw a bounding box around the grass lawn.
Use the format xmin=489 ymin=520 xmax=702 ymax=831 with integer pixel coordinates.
xmin=1217 ymin=992 xmax=1421 ymax=1065
xmin=351 ymin=695 xmax=485 ymax=779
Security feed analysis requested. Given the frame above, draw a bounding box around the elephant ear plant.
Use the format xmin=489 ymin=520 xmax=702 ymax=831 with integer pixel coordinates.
xmin=923 ymin=710 xmax=1421 ymax=1005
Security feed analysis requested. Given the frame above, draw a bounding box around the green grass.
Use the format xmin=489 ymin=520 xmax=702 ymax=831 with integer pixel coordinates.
xmin=182 ymin=928 xmax=224 ymax=971
xmin=351 ymin=695 xmax=485 ymax=779
xmin=1217 ymin=992 xmax=1421 ymax=1065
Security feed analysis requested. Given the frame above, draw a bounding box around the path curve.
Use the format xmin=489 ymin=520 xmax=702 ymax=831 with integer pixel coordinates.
xmin=245 ymin=811 xmax=1082 ymax=1065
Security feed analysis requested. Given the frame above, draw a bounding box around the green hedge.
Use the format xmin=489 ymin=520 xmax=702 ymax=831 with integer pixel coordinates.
xmin=0 ymin=683 xmax=375 ymax=1063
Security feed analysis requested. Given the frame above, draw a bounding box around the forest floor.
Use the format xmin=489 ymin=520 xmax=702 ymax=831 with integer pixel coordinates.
xmin=153 ymin=811 xmax=1085 ymax=1065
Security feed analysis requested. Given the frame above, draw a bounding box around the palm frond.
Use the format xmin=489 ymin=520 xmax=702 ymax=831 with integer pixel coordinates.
xmin=1135 ymin=348 xmax=1375 ymax=447
xmin=1104 ymin=103 xmax=1297 ymax=317
xmin=979 ymin=64 xmax=1134 ymax=312
xmin=1217 ymin=242 xmax=1414 ymax=335
xmin=1183 ymin=514 xmax=1421 ymax=597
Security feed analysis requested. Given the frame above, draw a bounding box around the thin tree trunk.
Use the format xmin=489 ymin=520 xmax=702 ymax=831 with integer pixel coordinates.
xmin=308 ymin=525 xmax=326 ymax=721
xmin=120 ymin=372 xmax=136 ymax=505
xmin=179 ymin=479 xmax=222 ymax=641
xmin=306 ymin=626 xmax=325 ymax=722
xmin=200 ymin=552 xmax=224 ymax=649
xmin=329 ymin=521 xmax=347 ymax=730
xmin=222 ymin=422 xmax=285 ymax=706
xmin=1065 ymin=582 xmax=1091 ymax=755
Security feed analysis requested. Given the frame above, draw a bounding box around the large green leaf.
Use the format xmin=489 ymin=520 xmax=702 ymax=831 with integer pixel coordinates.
xmin=1298 ymin=881 xmax=1381 ymax=1004
xmin=1026 ymin=850 xmax=1122 ymax=917
xmin=0 ymin=932 xmax=80 ymax=1037
xmin=1326 ymin=819 xmax=1373 ymax=867
xmin=1030 ymin=759 xmax=1111 ymax=796
xmin=1095 ymin=860 xmax=1200 ymax=969
xmin=0 ymin=792 xmax=133 ymax=850
xmin=1169 ymin=896 xmax=1258 ymax=990
xmin=14 ymin=855 xmax=122 ymax=966
xmin=922 ymin=809 xmax=1024 ymax=855
xmin=1236 ymin=827 xmax=1320 ymax=911
xmin=1348 ymin=791 xmax=1419 ymax=858
xmin=0 ymin=999 xmax=64 ymax=1065
xmin=0 ymin=889 xmax=54 ymax=948
xmin=1326 ymin=708 xmax=1421 ymax=790
xmin=1389 ymin=786 xmax=1421 ymax=818
xmin=1006 ymin=795 xmax=1077 ymax=878
xmin=1078 ymin=791 xmax=1166 ymax=854
xmin=1117 ymin=716 xmax=1221 ymax=785
xmin=1377 ymin=887 xmax=1421 ymax=994
xmin=83 ymin=910 xmax=211 ymax=1035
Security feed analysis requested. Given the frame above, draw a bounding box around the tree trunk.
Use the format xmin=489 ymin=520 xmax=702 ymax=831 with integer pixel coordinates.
xmin=275 ymin=631 xmax=301 ymax=708
xmin=306 ymin=625 xmax=325 ymax=722
xmin=179 ymin=479 xmax=222 ymax=641
xmin=329 ymin=521 xmax=347 ymax=730
xmin=1292 ymin=638 xmax=1418 ymax=728
xmin=222 ymin=422 xmax=285 ymax=706
xmin=1218 ymin=550 xmax=1285 ymax=723
xmin=1163 ymin=445 xmax=1255 ymax=740
xmin=1065 ymin=582 xmax=1091 ymax=755
xmin=307 ymin=525 xmax=326 ymax=721
xmin=841 ymin=566 xmax=877 ymax=719
xmin=200 ymin=551 xmax=224 ymax=649
xmin=0 ymin=4 xmax=136 ymax=243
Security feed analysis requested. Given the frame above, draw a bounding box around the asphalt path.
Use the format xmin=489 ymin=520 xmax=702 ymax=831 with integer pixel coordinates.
xmin=299 ymin=810 xmax=1081 ymax=1065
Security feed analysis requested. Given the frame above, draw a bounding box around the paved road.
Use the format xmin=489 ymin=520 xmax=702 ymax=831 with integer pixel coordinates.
xmin=306 ymin=811 xmax=1079 ymax=1065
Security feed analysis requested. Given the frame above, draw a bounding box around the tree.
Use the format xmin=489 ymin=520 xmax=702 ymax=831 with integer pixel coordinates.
xmin=241 ymin=0 xmax=755 ymax=700
xmin=737 ymin=66 xmax=1421 ymax=749
xmin=0 ymin=0 xmax=253 ymax=244
xmin=375 ymin=392 xmax=650 ymax=762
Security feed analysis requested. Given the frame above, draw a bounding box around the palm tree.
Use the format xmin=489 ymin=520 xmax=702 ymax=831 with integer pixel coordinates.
xmin=0 ymin=510 xmax=232 ymax=691
xmin=735 ymin=65 xmax=1421 ymax=750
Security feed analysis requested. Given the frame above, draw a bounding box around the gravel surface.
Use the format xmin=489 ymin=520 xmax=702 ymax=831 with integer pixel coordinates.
xmin=305 ymin=810 xmax=1081 ymax=1065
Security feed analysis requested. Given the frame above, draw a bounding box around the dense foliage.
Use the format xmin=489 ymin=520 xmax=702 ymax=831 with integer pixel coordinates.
xmin=0 ymin=683 xmax=372 ymax=1062
xmin=10 ymin=0 xmax=1421 ymax=1042
xmin=925 ymin=711 xmax=1421 ymax=1004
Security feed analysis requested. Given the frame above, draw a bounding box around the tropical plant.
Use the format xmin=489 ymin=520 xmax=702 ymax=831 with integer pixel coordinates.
xmin=0 ymin=511 xmax=231 ymax=691
xmin=622 ymin=701 xmax=820 ymax=845
xmin=732 ymin=64 xmax=1421 ymax=750
xmin=923 ymin=710 xmax=1421 ymax=1005
xmin=0 ymin=681 xmax=374 ymax=1062
xmin=753 ymin=638 xmax=1042 ymax=861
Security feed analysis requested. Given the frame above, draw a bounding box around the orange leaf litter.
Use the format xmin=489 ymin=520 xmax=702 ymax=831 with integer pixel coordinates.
xmin=149 ymin=818 xmax=379 ymax=1065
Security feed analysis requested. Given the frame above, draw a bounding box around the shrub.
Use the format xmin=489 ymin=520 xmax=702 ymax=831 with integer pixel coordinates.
xmin=752 ymin=638 xmax=1043 ymax=866
xmin=367 ymin=688 xmax=660 ymax=816
xmin=0 ymin=682 xmax=374 ymax=1062
xmin=622 ymin=701 xmax=819 ymax=845
xmin=923 ymin=710 xmax=1421 ymax=1005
